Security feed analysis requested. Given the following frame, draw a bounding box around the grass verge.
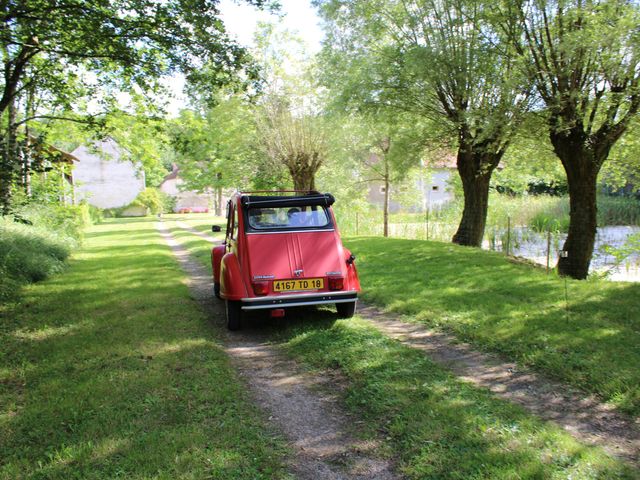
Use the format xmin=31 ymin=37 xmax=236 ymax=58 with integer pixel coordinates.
xmin=0 ymin=218 xmax=287 ymax=480
xmin=166 ymin=219 xmax=638 ymax=478
xmin=346 ymin=237 xmax=640 ymax=416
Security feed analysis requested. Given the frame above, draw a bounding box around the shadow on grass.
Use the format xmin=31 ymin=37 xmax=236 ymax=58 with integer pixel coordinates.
xmin=278 ymin=317 xmax=635 ymax=478
xmin=346 ymin=237 xmax=640 ymax=416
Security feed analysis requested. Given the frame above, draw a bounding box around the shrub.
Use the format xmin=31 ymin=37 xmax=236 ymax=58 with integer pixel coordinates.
xmin=0 ymin=221 xmax=73 ymax=304
xmin=0 ymin=202 xmax=95 ymax=304
xmin=129 ymin=188 xmax=165 ymax=215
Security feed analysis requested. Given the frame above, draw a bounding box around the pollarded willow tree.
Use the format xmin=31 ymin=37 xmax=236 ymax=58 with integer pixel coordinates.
xmin=315 ymin=0 xmax=531 ymax=246
xmin=500 ymin=0 xmax=640 ymax=279
xmin=257 ymin=101 xmax=326 ymax=191
xmin=252 ymin=23 xmax=329 ymax=192
xmin=0 ymin=0 xmax=269 ymax=214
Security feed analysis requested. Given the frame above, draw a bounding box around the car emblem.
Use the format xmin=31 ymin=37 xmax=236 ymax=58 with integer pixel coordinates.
xmin=294 ymin=269 xmax=303 ymax=277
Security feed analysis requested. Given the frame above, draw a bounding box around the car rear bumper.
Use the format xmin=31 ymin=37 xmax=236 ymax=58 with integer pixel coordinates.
xmin=240 ymin=290 xmax=358 ymax=311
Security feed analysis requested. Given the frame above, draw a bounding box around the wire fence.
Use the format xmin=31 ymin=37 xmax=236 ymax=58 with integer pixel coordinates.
xmin=339 ymin=211 xmax=640 ymax=281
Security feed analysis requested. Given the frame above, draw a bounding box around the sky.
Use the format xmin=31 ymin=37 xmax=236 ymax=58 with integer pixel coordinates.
xmin=219 ymin=0 xmax=324 ymax=53
xmin=163 ymin=0 xmax=324 ymax=114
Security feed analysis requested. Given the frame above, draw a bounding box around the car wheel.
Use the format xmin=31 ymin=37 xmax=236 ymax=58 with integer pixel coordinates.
xmin=336 ymin=301 xmax=356 ymax=319
xmin=214 ymin=282 xmax=221 ymax=299
xmin=226 ymin=300 xmax=242 ymax=331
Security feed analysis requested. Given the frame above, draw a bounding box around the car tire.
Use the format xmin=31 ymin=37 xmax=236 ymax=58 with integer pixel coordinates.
xmin=336 ymin=301 xmax=356 ymax=319
xmin=226 ymin=300 xmax=242 ymax=331
xmin=214 ymin=282 xmax=221 ymax=299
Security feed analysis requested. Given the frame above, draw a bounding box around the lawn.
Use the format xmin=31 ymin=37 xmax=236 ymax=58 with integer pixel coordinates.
xmin=346 ymin=237 xmax=640 ymax=417
xmin=167 ymin=219 xmax=638 ymax=478
xmin=278 ymin=317 xmax=636 ymax=479
xmin=0 ymin=218 xmax=287 ymax=480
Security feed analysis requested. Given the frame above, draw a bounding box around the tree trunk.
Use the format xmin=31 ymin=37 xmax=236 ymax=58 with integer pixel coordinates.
xmin=290 ymin=156 xmax=316 ymax=191
xmin=383 ymin=157 xmax=390 ymax=237
xmin=452 ymin=142 xmax=501 ymax=247
xmin=0 ymin=99 xmax=18 ymax=215
xmin=558 ymin=172 xmax=598 ymax=279
xmin=0 ymin=129 xmax=12 ymax=216
xmin=216 ymin=187 xmax=222 ymax=216
xmin=550 ymin=130 xmax=603 ymax=279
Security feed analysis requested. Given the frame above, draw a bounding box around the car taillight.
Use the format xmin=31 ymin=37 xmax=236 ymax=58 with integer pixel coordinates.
xmin=252 ymin=281 xmax=269 ymax=296
xmin=328 ymin=276 xmax=344 ymax=291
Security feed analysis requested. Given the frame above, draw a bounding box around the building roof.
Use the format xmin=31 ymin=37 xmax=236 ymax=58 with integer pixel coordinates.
xmin=425 ymin=151 xmax=457 ymax=169
xmin=28 ymin=135 xmax=78 ymax=164
xmin=162 ymin=163 xmax=180 ymax=182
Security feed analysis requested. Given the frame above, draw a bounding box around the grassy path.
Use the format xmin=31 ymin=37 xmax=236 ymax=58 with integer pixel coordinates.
xmin=164 ymin=216 xmax=638 ymax=479
xmin=0 ymin=218 xmax=287 ymax=479
xmin=157 ymin=219 xmax=399 ymax=479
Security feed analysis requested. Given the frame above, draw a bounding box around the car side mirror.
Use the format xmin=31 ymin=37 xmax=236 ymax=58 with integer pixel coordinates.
xmin=212 ymin=225 xmax=222 ymax=232
xmin=346 ymin=254 xmax=356 ymax=265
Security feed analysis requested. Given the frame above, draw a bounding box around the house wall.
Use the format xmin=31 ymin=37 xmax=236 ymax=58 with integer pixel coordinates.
xmin=367 ymin=168 xmax=455 ymax=212
xmin=159 ymin=177 xmax=212 ymax=212
xmin=426 ymin=170 xmax=454 ymax=207
xmin=71 ymin=139 xmax=145 ymax=209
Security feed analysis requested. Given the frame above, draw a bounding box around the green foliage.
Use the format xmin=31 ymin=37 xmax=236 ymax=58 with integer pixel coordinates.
xmin=0 ymin=221 xmax=70 ymax=304
xmin=0 ymin=218 xmax=289 ymax=479
xmin=170 ymin=97 xmax=262 ymax=192
xmin=346 ymin=236 xmax=640 ymax=415
xmin=128 ymin=188 xmax=169 ymax=215
xmin=0 ymin=200 xmax=101 ymax=303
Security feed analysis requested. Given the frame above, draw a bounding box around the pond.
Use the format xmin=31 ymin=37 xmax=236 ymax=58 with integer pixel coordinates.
xmin=482 ymin=225 xmax=640 ymax=282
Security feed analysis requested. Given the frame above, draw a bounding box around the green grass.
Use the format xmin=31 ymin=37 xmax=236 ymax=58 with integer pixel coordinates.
xmin=162 ymin=213 xmax=226 ymax=235
xmin=167 ymin=219 xmax=638 ymax=478
xmin=346 ymin=237 xmax=640 ymax=416
xmin=0 ymin=218 xmax=288 ymax=479
xmin=277 ymin=317 xmax=636 ymax=479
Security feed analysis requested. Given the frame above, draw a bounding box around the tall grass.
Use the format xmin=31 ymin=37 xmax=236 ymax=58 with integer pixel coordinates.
xmin=0 ymin=203 xmax=96 ymax=303
xmin=337 ymin=194 xmax=640 ymax=240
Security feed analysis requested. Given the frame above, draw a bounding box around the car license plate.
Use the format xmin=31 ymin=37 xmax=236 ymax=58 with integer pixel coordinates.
xmin=273 ymin=278 xmax=324 ymax=292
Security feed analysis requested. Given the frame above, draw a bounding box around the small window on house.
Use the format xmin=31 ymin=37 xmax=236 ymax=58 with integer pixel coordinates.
xmin=432 ymin=185 xmax=439 ymax=191
xmin=379 ymin=186 xmax=386 ymax=194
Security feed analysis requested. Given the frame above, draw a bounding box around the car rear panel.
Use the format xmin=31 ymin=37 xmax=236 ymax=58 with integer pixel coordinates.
xmin=245 ymin=230 xmax=344 ymax=294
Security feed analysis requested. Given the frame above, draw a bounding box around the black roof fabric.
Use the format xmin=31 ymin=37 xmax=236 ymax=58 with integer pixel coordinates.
xmin=240 ymin=193 xmax=335 ymax=209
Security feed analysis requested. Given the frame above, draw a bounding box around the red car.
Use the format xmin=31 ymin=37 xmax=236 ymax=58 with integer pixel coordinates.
xmin=211 ymin=191 xmax=360 ymax=330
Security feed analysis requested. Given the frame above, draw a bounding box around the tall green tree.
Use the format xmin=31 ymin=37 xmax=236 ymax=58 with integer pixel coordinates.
xmin=502 ymin=0 xmax=640 ymax=278
xmin=170 ymin=97 xmax=259 ymax=213
xmin=0 ymin=0 xmax=269 ymax=214
xmin=315 ymin=0 xmax=530 ymax=246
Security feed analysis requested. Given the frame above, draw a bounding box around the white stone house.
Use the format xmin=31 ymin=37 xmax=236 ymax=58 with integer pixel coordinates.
xmin=367 ymin=153 xmax=456 ymax=213
xmin=71 ymin=138 xmax=146 ymax=213
xmin=159 ymin=164 xmax=213 ymax=213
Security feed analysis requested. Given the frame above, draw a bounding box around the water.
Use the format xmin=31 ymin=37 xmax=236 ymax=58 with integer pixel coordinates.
xmin=482 ymin=225 xmax=640 ymax=282
xmin=383 ymin=222 xmax=640 ymax=282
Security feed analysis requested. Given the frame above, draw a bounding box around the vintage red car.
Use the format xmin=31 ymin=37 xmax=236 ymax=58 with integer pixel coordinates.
xmin=211 ymin=191 xmax=360 ymax=330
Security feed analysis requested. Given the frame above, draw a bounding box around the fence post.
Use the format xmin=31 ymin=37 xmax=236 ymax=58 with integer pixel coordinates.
xmin=506 ymin=216 xmax=511 ymax=256
xmin=546 ymin=229 xmax=551 ymax=272
xmin=425 ymin=208 xmax=430 ymax=240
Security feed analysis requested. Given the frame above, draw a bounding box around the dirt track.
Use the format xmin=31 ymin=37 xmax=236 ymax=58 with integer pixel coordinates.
xmin=157 ymin=221 xmax=399 ymax=480
xmin=160 ymin=220 xmax=640 ymax=472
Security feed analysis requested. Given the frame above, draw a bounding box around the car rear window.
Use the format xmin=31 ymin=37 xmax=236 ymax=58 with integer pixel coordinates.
xmin=247 ymin=206 xmax=331 ymax=230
